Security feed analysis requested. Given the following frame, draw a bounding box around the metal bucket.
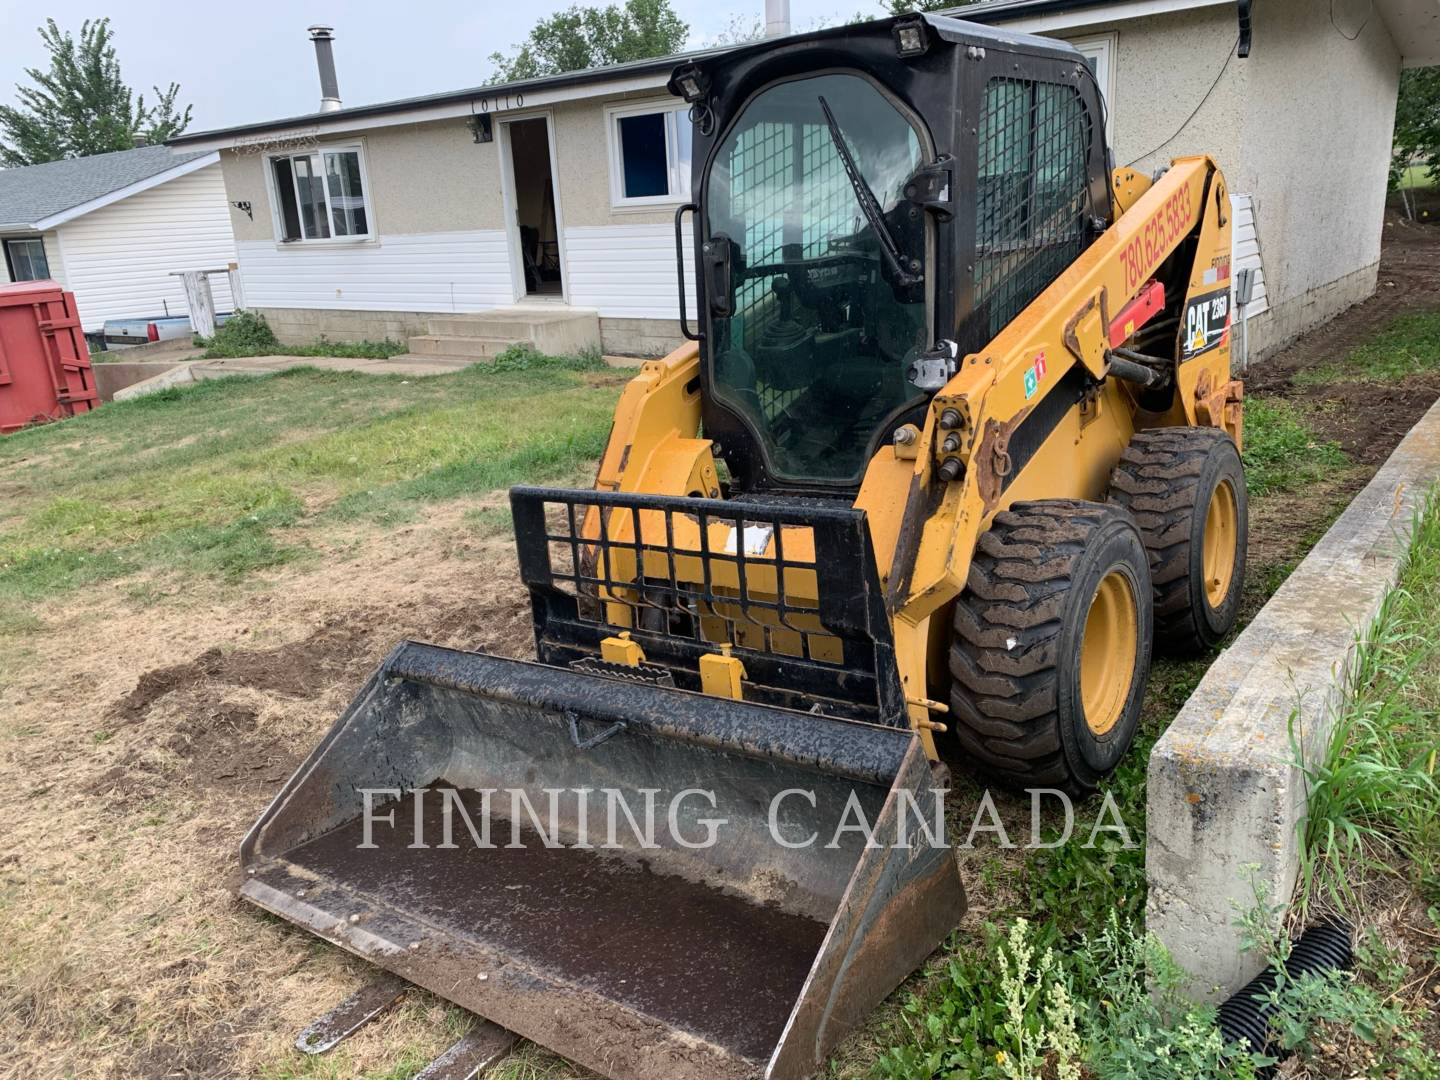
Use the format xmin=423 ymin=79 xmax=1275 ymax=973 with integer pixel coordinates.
xmin=240 ymin=641 xmax=964 ymax=1080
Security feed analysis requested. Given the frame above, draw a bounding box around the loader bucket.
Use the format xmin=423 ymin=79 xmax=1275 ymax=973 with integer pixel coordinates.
xmin=240 ymin=642 xmax=964 ymax=1080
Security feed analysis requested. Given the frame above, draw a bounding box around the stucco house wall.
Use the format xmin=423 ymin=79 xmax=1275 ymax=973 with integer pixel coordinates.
xmin=1232 ymin=0 xmax=1399 ymax=356
xmin=1036 ymin=0 xmax=1402 ymax=362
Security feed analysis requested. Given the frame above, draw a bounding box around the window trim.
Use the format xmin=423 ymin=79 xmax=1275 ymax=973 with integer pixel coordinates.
xmin=605 ymin=100 xmax=692 ymax=211
xmin=1068 ymin=32 xmax=1117 ymax=140
xmin=263 ymin=141 xmax=376 ymax=245
xmin=3 ymin=236 xmax=51 ymax=281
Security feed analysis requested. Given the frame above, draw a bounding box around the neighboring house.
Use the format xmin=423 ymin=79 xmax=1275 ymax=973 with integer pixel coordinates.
xmin=169 ymin=1 xmax=1438 ymax=360
xmin=958 ymin=0 xmax=1440 ymax=359
xmin=0 ymin=146 xmax=238 ymax=335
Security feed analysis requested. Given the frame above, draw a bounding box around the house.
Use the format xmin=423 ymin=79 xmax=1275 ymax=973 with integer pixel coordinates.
xmin=0 ymin=145 xmax=238 ymax=336
xmin=956 ymin=0 xmax=1440 ymax=359
xmin=167 ymin=28 xmax=718 ymax=358
xmin=169 ymin=2 xmax=1438 ymax=361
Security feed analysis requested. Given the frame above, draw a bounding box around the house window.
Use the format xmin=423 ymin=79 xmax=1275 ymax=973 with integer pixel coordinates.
xmin=1069 ymin=33 xmax=1117 ymax=136
xmin=4 ymin=237 xmax=51 ymax=281
xmin=268 ymin=146 xmax=371 ymax=242
xmin=607 ymin=103 xmax=692 ymax=207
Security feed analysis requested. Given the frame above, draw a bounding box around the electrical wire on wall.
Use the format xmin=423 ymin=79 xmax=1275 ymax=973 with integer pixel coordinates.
xmin=1330 ymin=0 xmax=1373 ymax=40
xmin=1124 ymin=34 xmax=1240 ymax=168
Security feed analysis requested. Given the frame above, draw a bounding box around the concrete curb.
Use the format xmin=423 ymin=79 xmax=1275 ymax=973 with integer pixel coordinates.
xmin=1146 ymin=396 xmax=1440 ymax=1000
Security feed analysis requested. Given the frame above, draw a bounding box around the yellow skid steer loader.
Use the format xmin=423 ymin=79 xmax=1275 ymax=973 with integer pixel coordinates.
xmin=240 ymin=13 xmax=1246 ymax=1079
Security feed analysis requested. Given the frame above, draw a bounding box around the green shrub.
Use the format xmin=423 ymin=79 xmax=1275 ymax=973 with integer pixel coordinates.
xmin=199 ymin=310 xmax=280 ymax=357
xmin=488 ymin=342 xmax=608 ymax=372
xmin=873 ymin=915 xmax=1263 ymax=1080
xmin=197 ymin=311 xmax=407 ymax=360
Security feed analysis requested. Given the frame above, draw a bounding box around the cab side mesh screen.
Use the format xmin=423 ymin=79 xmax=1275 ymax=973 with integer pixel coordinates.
xmin=974 ymin=78 xmax=1092 ymax=340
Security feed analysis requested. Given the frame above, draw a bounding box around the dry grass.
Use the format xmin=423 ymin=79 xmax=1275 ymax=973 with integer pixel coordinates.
xmin=0 ymin=497 xmax=545 ymax=1078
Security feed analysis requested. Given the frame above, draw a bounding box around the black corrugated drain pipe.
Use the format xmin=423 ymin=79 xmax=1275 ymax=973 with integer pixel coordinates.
xmin=1216 ymin=917 xmax=1353 ymax=1071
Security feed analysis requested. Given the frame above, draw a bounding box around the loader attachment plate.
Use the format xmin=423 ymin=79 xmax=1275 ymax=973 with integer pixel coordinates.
xmin=241 ymin=642 xmax=963 ymax=1080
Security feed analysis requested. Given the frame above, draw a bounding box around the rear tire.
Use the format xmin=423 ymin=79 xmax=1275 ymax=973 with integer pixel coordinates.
xmin=947 ymin=500 xmax=1154 ymax=794
xmin=1109 ymin=428 xmax=1248 ymax=655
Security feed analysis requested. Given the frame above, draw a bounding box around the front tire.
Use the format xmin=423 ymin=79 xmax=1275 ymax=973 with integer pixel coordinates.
xmin=1109 ymin=428 xmax=1248 ymax=655
xmin=947 ymin=500 xmax=1154 ymax=794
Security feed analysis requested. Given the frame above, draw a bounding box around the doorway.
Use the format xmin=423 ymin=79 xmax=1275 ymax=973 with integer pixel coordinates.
xmin=502 ymin=116 xmax=563 ymax=299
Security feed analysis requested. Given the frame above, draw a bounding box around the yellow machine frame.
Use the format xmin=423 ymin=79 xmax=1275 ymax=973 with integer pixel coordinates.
xmin=587 ymin=156 xmax=1242 ymax=758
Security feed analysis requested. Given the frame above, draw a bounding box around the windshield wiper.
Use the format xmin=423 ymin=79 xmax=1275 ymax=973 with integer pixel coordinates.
xmin=817 ymin=95 xmax=919 ymax=288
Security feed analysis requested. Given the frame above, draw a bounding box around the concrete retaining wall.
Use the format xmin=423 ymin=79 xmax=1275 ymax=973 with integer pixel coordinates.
xmin=1147 ymin=397 xmax=1440 ymax=999
xmin=92 ymin=361 xmax=188 ymax=402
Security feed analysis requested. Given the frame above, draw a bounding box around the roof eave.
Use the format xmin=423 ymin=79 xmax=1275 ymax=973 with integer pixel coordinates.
xmin=167 ymin=48 xmax=727 ymax=151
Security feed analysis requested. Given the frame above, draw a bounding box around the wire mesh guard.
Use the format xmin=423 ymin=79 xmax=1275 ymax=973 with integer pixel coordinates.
xmin=510 ymin=485 xmax=905 ymax=723
xmin=974 ymin=76 xmax=1094 ymax=340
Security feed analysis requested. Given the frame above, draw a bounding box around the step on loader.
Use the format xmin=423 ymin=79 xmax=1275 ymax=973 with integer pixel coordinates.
xmin=240 ymin=13 xmax=1247 ymax=1079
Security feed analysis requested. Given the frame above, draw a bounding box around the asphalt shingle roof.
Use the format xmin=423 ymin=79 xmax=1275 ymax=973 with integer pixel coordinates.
xmin=0 ymin=145 xmax=209 ymax=230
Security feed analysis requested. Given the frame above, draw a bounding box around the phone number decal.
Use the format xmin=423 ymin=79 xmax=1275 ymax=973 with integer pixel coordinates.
xmin=1119 ymin=186 xmax=1192 ymax=293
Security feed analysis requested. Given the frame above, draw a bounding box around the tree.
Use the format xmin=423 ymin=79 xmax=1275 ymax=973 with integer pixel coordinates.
xmin=1392 ymin=66 xmax=1440 ymax=193
xmin=487 ymin=0 xmax=689 ymax=84
xmin=0 ymin=18 xmax=192 ymax=167
xmin=885 ymin=0 xmax=982 ymax=13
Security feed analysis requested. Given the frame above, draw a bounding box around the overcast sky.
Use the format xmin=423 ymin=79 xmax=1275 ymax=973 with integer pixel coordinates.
xmin=0 ymin=1 xmax=893 ymax=135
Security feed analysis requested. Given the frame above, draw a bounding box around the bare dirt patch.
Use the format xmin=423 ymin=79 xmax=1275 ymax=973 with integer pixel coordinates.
xmin=0 ymin=500 xmax=537 ymax=1078
xmin=1248 ymin=217 xmax=1440 ymax=395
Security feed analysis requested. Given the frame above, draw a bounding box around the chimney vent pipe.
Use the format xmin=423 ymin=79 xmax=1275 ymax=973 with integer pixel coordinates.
xmin=308 ymin=25 xmax=342 ymax=113
xmin=765 ymin=0 xmax=790 ymax=37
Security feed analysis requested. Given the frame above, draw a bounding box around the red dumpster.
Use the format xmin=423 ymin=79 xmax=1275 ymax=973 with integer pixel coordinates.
xmin=0 ymin=280 xmax=100 ymax=434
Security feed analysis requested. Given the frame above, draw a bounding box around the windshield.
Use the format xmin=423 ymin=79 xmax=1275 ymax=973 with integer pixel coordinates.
xmin=705 ymin=72 xmax=930 ymax=485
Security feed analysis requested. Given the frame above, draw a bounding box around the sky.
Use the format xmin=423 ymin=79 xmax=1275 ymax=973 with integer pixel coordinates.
xmin=0 ymin=1 xmax=894 ymax=136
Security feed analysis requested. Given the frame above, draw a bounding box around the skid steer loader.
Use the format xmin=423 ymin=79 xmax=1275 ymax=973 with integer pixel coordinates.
xmin=240 ymin=13 xmax=1247 ymax=1079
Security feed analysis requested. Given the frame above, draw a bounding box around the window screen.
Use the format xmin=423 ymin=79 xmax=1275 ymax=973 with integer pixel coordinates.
xmin=4 ymin=238 xmax=50 ymax=281
xmin=974 ymin=78 xmax=1092 ymax=340
xmin=325 ymin=150 xmax=367 ymax=236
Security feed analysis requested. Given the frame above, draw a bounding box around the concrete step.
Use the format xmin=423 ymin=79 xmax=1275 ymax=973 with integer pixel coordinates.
xmin=407 ymin=335 xmax=509 ymax=360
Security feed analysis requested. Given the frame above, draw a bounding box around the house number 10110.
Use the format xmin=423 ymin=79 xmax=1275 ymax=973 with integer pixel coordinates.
xmin=475 ymin=92 xmax=525 ymax=112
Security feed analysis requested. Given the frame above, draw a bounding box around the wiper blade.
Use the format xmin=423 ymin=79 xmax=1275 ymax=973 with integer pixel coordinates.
xmin=817 ymin=95 xmax=919 ymax=287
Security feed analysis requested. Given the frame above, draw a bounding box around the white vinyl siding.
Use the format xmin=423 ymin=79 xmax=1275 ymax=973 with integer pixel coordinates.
xmin=234 ymin=229 xmax=514 ymax=311
xmin=41 ymin=230 xmax=66 ymax=288
xmin=56 ymin=165 xmax=237 ymax=331
xmin=1229 ymin=193 xmax=1268 ymax=315
xmin=564 ymin=224 xmax=695 ymax=320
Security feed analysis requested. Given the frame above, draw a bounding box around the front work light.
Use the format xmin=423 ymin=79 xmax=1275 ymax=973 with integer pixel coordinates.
xmin=893 ymin=18 xmax=929 ymax=58
xmin=673 ymin=65 xmax=710 ymax=104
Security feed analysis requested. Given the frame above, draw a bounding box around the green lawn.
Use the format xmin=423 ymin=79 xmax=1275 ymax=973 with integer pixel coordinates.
xmin=1398 ymin=163 xmax=1436 ymax=191
xmin=1294 ymin=311 xmax=1440 ymax=385
xmin=0 ymin=352 xmax=625 ymax=647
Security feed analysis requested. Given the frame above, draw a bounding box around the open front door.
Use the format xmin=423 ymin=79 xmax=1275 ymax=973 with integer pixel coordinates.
xmin=500 ymin=115 xmax=565 ymax=301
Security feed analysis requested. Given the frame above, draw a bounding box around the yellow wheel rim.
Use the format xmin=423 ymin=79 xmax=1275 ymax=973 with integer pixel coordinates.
xmin=1080 ymin=570 xmax=1139 ymax=737
xmin=1202 ymin=479 xmax=1239 ymax=609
